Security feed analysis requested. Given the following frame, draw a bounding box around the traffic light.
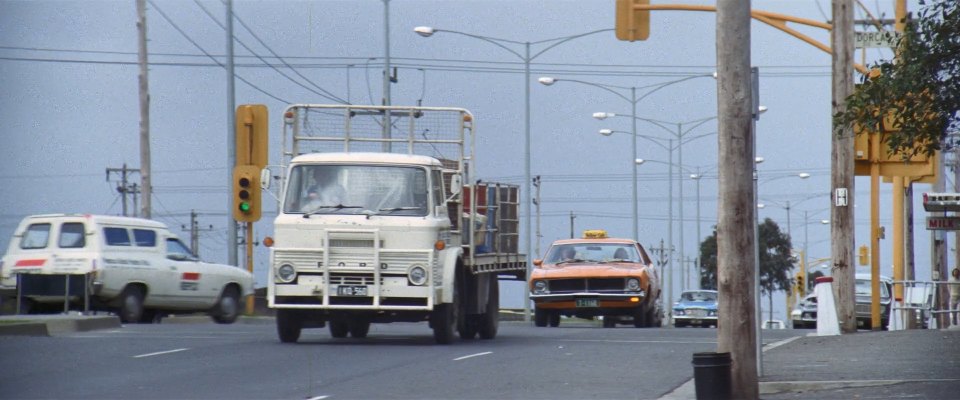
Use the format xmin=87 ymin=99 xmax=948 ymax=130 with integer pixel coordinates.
xmin=233 ymin=165 xmax=261 ymax=222
xmin=615 ymin=0 xmax=650 ymax=41
xmin=858 ymin=245 xmax=869 ymax=266
xmin=795 ymin=273 xmax=804 ymax=295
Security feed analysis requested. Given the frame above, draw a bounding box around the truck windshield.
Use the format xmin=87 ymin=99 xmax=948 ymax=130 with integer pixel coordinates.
xmin=284 ymin=164 xmax=429 ymax=216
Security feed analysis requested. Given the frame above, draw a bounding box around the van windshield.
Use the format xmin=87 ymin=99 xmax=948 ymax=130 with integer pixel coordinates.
xmin=283 ymin=165 xmax=429 ymax=216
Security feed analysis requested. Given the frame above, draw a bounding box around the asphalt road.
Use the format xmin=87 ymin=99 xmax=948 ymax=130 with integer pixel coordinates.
xmin=0 ymin=319 xmax=798 ymax=399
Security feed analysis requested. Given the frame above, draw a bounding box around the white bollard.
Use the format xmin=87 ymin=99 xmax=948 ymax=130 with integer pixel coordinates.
xmin=815 ymin=276 xmax=840 ymax=336
xmin=889 ymin=300 xmax=904 ymax=331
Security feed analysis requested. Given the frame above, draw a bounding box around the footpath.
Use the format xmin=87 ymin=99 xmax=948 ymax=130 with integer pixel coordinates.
xmin=662 ymin=326 xmax=960 ymax=399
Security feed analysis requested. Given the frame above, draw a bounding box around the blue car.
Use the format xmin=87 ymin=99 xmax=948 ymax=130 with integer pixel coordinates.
xmin=672 ymin=290 xmax=718 ymax=328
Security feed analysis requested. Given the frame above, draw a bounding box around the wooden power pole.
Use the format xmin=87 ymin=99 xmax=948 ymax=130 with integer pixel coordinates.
xmin=136 ymin=0 xmax=151 ymax=219
xmin=831 ymin=0 xmax=857 ymax=333
xmin=716 ymin=1 xmax=758 ymax=398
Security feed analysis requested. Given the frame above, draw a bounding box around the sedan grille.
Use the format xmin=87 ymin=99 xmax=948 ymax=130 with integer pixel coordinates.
xmin=548 ymin=278 xmax=625 ymax=293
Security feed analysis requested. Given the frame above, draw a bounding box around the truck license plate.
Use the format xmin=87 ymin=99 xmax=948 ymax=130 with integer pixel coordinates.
xmin=337 ymin=286 xmax=368 ymax=296
xmin=575 ymin=298 xmax=598 ymax=308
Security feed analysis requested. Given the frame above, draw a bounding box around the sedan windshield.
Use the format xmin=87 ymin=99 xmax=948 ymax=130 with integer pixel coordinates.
xmin=543 ymin=243 xmax=640 ymax=264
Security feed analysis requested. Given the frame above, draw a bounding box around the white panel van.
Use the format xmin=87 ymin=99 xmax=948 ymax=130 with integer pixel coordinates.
xmin=0 ymin=214 xmax=253 ymax=323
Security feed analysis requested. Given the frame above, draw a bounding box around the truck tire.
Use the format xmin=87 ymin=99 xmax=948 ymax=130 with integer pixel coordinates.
xmin=118 ymin=285 xmax=145 ymax=323
xmin=478 ymin=279 xmax=499 ymax=339
xmin=534 ymin=308 xmax=548 ymax=327
xmin=276 ymin=309 xmax=302 ymax=343
xmin=349 ymin=320 xmax=370 ymax=338
xmin=329 ymin=320 xmax=349 ymax=338
xmin=432 ymin=285 xmax=459 ymax=344
xmin=211 ymin=286 xmax=240 ymax=324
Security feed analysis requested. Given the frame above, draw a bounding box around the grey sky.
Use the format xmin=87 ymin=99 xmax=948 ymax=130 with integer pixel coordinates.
xmin=0 ymin=0 xmax=930 ymax=317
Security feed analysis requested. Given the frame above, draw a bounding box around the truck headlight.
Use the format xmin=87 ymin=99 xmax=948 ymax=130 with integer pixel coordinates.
xmin=532 ymin=280 xmax=548 ymax=294
xmin=276 ymin=264 xmax=296 ymax=283
xmin=408 ymin=264 xmax=428 ymax=286
xmin=626 ymin=278 xmax=641 ymax=291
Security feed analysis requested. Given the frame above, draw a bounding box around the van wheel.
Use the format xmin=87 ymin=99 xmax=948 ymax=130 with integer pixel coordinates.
xmin=119 ymin=286 xmax=144 ymax=323
xmin=211 ymin=287 xmax=240 ymax=324
xmin=276 ymin=309 xmax=302 ymax=343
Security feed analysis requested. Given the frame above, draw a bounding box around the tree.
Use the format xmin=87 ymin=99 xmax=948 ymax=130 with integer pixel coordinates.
xmin=833 ymin=1 xmax=960 ymax=156
xmin=699 ymin=218 xmax=796 ymax=295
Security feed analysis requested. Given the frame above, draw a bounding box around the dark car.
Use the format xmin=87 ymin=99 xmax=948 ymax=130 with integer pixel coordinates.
xmin=672 ymin=290 xmax=718 ymax=328
xmin=855 ymin=273 xmax=893 ymax=329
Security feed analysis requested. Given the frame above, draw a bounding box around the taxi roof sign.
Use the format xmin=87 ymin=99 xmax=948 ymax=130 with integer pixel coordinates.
xmin=582 ymin=229 xmax=608 ymax=239
xmin=923 ymin=193 xmax=960 ymax=212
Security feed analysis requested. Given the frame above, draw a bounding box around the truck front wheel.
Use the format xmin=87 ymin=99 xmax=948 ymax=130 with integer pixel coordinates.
xmin=329 ymin=320 xmax=349 ymax=338
xmin=432 ymin=288 xmax=459 ymax=344
xmin=349 ymin=320 xmax=370 ymax=338
xmin=276 ymin=309 xmax=302 ymax=343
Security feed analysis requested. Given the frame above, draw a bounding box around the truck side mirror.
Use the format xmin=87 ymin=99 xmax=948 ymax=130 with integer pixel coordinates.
xmin=260 ymin=168 xmax=271 ymax=190
xmin=449 ymin=174 xmax=462 ymax=195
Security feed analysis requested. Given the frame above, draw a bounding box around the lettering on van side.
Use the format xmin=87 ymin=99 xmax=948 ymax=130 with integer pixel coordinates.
xmin=103 ymin=258 xmax=151 ymax=268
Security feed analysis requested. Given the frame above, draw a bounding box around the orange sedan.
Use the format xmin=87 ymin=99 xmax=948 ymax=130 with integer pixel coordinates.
xmin=529 ymin=232 xmax=662 ymax=328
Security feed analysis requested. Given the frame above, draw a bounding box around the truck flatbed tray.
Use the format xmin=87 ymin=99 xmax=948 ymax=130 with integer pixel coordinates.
xmin=465 ymin=253 xmax=527 ymax=278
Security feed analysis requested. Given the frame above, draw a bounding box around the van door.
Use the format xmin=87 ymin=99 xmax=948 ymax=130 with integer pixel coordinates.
xmin=164 ymin=237 xmax=208 ymax=307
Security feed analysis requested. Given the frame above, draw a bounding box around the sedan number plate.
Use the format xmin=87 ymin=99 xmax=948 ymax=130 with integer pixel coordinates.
xmin=575 ymin=298 xmax=599 ymax=308
xmin=337 ymin=286 xmax=368 ymax=296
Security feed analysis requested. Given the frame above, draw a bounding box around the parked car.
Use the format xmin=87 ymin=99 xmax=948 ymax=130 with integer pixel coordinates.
xmin=529 ymin=230 xmax=661 ymax=328
xmin=855 ymin=273 xmax=893 ymax=329
xmin=0 ymin=214 xmax=254 ymax=323
xmin=672 ymin=289 xmax=718 ymax=328
xmin=791 ymin=294 xmax=817 ymax=329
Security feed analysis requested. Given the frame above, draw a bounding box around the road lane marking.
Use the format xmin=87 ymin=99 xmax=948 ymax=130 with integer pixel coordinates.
xmin=453 ymin=351 xmax=492 ymax=361
xmin=560 ymin=339 xmax=718 ymax=344
xmin=133 ymin=348 xmax=189 ymax=358
xmin=306 ymin=396 xmax=329 ymax=400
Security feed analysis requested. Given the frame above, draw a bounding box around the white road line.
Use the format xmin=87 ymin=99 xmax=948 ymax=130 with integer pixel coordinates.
xmin=453 ymin=351 xmax=493 ymax=361
xmin=133 ymin=348 xmax=189 ymax=358
xmin=560 ymin=339 xmax=718 ymax=344
xmin=306 ymin=396 xmax=329 ymax=400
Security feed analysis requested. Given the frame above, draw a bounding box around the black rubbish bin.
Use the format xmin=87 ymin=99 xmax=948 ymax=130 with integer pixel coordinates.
xmin=692 ymin=351 xmax=732 ymax=400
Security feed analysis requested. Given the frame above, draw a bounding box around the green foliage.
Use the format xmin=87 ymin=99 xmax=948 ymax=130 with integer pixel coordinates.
xmin=833 ymin=1 xmax=960 ymax=157
xmin=698 ymin=218 xmax=796 ymax=295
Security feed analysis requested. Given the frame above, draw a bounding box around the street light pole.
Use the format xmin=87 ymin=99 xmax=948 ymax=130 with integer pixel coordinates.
xmin=415 ymin=26 xmax=614 ymax=322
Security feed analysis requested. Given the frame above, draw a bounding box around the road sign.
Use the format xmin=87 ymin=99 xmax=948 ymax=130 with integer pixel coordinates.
xmin=835 ymin=188 xmax=848 ymax=207
xmin=923 ymin=192 xmax=960 ymax=212
xmin=926 ymin=216 xmax=960 ymax=231
xmin=855 ymin=31 xmax=901 ymax=48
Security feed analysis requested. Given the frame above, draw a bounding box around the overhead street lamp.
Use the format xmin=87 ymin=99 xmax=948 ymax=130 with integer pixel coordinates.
xmin=538 ymin=74 xmax=714 ymax=244
xmin=415 ymin=26 xmax=613 ymax=322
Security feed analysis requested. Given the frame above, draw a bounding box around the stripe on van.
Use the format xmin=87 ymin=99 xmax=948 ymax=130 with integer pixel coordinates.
xmin=182 ymin=272 xmax=200 ymax=281
xmin=14 ymin=259 xmax=46 ymax=267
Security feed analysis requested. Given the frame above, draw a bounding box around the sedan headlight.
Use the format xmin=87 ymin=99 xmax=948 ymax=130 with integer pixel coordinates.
xmin=408 ymin=264 xmax=428 ymax=286
xmin=674 ymin=309 xmax=685 ymax=316
xmin=708 ymin=310 xmax=717 ymax=316
xmin=626 ymin=278 xmax=641 ymax=291
xmin=276 ymin=264 xmax=296 ymax=283
xmin=532 ymin=280 xmax=548 ymax=294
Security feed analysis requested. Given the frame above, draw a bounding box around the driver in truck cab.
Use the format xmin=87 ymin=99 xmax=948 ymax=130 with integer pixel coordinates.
xmin=301 ymin=167 xmax=346 ymax=211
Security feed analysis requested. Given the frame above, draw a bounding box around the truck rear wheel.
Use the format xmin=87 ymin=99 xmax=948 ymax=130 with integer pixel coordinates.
xmin=478 ymin=279 xmax=499 ymax=339
xmin=329 ymin=320 xmax=349 ymax=338
xmin=276 ymin=309 xmax=302 ymax=343
xmin=349 ymin=320 xmax=370 ymax=338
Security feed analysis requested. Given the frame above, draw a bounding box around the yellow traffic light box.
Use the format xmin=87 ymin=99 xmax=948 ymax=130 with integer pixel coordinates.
xmin=233 ymin=165 xmax=262 ymax=223
xmin=615 ymin=0 xmax=650 ymax=41
xmin=236 ymin=104 xmax=269 ymax=168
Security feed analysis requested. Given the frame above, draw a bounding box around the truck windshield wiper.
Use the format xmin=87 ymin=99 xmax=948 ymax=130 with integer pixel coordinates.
xmin=303 ymin=204 xmax=363 ymax=218
xmin=377 ymin=207 xmax=423 ymax=213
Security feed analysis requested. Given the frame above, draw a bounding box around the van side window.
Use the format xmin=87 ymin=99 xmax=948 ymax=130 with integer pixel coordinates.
xmin=58 ymin=223 xmax=86 ymax=248
xmin=103 ymin=227 xmax=131 ymax=246
xmin=133 ymin=229 xmax=157 ymax=247
xmin=20 ymin=223 xmax=51 ymax=249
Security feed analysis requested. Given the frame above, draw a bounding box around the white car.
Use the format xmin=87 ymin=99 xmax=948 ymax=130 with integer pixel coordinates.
xmin=1 ymin=214 xmax=253 ymax=323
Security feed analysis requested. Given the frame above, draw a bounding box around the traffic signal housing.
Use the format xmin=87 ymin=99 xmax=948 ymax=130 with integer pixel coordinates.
xmin=858 ymin=245 xmax=869 ymax=266
xmin=233 ymin=165 xmax=262 ymax=222
xmin=795 ymin=273 xmax=804 ymax=295
xmin=615 ymin=0 xmax=650 ymax=41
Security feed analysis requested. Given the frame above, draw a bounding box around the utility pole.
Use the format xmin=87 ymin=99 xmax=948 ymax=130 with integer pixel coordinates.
xmin=569 ymin=211 xmax=576 ymax=239
xmin=181 ymin=210 xmax=215 ymax=257
xmin=831 ymin=0 xmax=857 ymax=334
xmin=716 ymin=1 xmax=758 ymax=397
xmin=136 ymin=0 xmax=151 ymax=219
xmin=226 ymin=0 xmax=238 ymax=267
xmin=533 ymin=176 xmax=542 ymax=257
xmin=106 ymin=164 xmax=140 ymax=217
